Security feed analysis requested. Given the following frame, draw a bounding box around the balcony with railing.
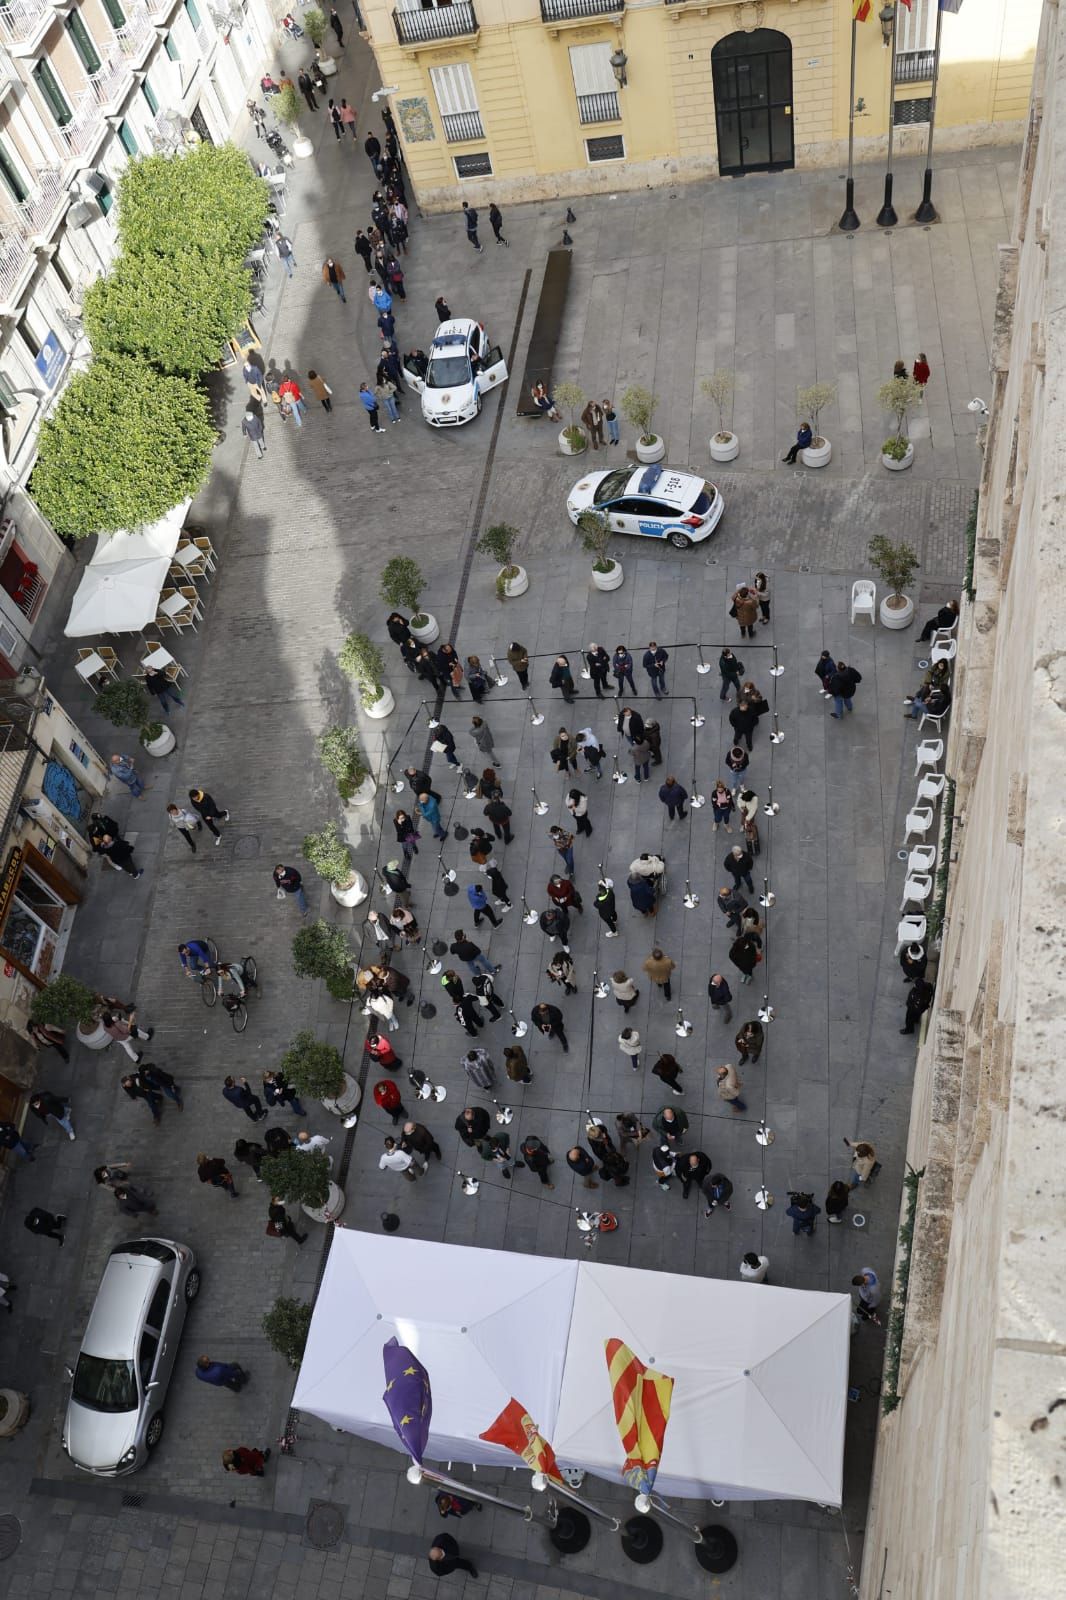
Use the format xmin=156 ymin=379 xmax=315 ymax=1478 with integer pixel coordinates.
xmin=577 ymin=90 xmax=619 ymax=125
xmin=0 ymin=0 xmax=53 ymax=53
xmin=0 ymin=165 xmax=69 ymax=307
xmin=114 ymin=5 xmax=157 ymax=62
xmin=441 ymin=109 xmax=484 ymax=144
xmin=392 ymin=2 xmax=478 ymax=46
xmin=540 ymin=0 xmax=623 ymax=22
xmin=86 ymin=48 xmax=135 ymax=113
xmin=59 ymin=85 xmax=110 ymax=158
xmin=895 ymin=50 xmax=936 ymax=84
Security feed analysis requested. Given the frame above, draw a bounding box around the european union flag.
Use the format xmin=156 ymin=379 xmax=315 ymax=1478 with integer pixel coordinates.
xmin=382 ymin=1338 xmax=432 ymax=1465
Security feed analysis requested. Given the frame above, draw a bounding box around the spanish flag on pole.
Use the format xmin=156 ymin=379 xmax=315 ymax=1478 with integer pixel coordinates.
xmin=853 ymin=0 xmax=872 ymax=20
xmin=479 ymin=1398 xmax=565 ymax=1485
xmin=604 ymin=1339 xmax=675 ymax=1495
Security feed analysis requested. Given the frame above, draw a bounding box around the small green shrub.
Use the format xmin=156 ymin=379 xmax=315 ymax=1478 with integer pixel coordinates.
xmin=339 ymin=632 xmax=386 ymax=705
xmin=261 ymin=1147 xmax=331 ymax=1210
xmin=95 ymin=680 xmax=151 ymax=730
xmin=279 ymin=1030 xmax=346 ymax=1099
xmin=30 ymin=974 xmax=98 ymax=1029
xmin=302 ymin=821 xmax=353 ymax=886
xmin=380 ymin=556 xmax=427 ymax=625
xmin=620 ymin=384 xmax=658 ymax=444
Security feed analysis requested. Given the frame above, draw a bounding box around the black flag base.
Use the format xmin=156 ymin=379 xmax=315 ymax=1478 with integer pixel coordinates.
xmin=914 ymin=168 xmax=939 ymax=225
xmin=693 ymin=1524 xmax=738 ymax=1574
xmin=621 ymin=1515 xmax=664 ymax=1563
xmin=838 ymin=177 xmax=860 ymax=233
xmin=876 ymin=172 xmax=898 ymax=229
xmin=549 ymin=1507 xmax=592 ymax=1554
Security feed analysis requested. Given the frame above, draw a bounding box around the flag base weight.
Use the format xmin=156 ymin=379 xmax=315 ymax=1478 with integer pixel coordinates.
xmin=549 ymin=1507 xmax=591 ymax=1554
xmin=693 ymin=1525 xmax=738 ymax=1574
xmin=621 ymin=1515 xmax=663 ymax=1564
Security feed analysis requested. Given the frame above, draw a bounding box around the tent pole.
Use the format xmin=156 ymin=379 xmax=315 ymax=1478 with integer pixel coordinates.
xmin=532 ymin=1471 xmax=622 ymax=1531
xmin=407 ymin=1462 xmax=543 ymax=1523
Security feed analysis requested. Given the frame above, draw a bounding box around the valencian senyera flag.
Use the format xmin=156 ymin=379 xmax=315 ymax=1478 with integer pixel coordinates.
xmin=382 ymin=1338 xmax=432 ymax=1465
xmin=604 ymin=1339 xmax=675 ymax=1495
xmin=853 ymin=1 xmax=872 ymax=20
xmin=479 ymin=1398 xmax=565 ymax=1484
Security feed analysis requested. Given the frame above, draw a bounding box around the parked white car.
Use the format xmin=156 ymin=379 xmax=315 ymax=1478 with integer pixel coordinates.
xmin=403 ymin=318 xmax=508 ymax=427
xmin=566 ymin=463 xmax=724 ymax=549
xmin=63 ymin=1237 xmax=199 ymax=1476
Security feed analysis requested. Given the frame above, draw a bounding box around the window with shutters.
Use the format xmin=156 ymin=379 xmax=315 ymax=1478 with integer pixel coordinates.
xmin=141 ymin=76 xmax=158 ymax=115
xmin=66 ymin=9 xmax=103 ymax=76
xmin=32 ymin=60 xmax=73 ymax=129
xmin=569 ymin=43 xmax=619 ymax=125
xmin=429 ymin=63 xmax=484 ymax=145
xmin=0 ymin=140 xmax=29 ymax=206
xmin=102 ymin=0 xmax=127 ymax=27
xmin=895 ymin=0 xmax=936 ymax=83
xmin=118 ymin=119 xmax=138 ymax=156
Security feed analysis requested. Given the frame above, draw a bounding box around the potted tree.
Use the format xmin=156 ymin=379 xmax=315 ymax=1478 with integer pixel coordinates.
xmin=553 ymin=381 xmax=587 ymax=456
xmin=621 ymin=384 xmax=664 ymax=463
xmin=95 ymin=679 xmax=176 ymax=758
xmin=304 ymin=6 xmax=337 ymax=73
xmin=339 ymin=631 xmax=394 ymax=719
xmin=261 ymin=1146 xmax=346 ymax=1225
xmin=380 ymin=555 xmax=438 ymax=644
xmin=318 ymin=726 xmax=374 ymax=808
xmin=279 ymin=1028 xmax=362 ymax=1119
xmin=292 ymin=918 xmax=357 ymax=1001
xmin=0 ymin=1390 xmax=30 ymax=1439
xmin=30 ymin=974 xmax=108 ymax=1050
xmin=701 ymin=369 xmax=738 ymax=463
xmin=878 ymin=376 xmax=923 ymax=472
xmin=476 ymin=523 xmax=528 ymax=598
xmin=275 ymin=83 xmax=313 ymax=161
xmin=261 ymin=1297 xmax=313 ymax=1370
xmin=868 ymin=533 xmax=920 ymax=629
xmin=302 ymin=820 xmax=368 ymax=908
xmin=796 ymin=382 xmax=837 ymax=468
xmin=578 ymin=509 xmax=623 ymax=592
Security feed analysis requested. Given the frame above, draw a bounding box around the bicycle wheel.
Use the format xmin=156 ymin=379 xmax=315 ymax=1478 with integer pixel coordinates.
xmin=200 ymin=976 xmax=217 ymax=1008
xmin=230 ymin=1000 xmax=248 ymax=1033
xmin=242 ymin=956 xmax=258 ymax=989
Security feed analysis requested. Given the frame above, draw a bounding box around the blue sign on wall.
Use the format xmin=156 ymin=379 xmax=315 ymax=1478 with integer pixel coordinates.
xmin=35 ymin=332 xmax=67 ymax=391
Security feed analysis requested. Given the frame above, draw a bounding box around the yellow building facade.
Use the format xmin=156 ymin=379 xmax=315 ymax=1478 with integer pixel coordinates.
xmin=361 ymin=0 xmax=1040 ymax=209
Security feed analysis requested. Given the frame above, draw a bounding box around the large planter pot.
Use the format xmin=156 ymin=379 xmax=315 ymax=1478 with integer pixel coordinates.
xmin=499 ymin=565 xmax=529 ymax=598
xmin=880 ymin=594 xmax=915 ymax=630
xmin=322 ymin=1072 xmax=362 ymax=1118
xmin=77 ymin=1017 xmax=111 ymax=1051
xmin=363 ymin=685 xmax=395 ymax=720
xmin=591 ymin=560 xmax=624 ymax=592
xmin=709 ymin=431 xmax=739 ymax=463
xmin=345 ymin=774 xmax=377 ymax=810
xmin=316 ymin=53 xmax=338 ymax=76
xmin=293 ymin=135 xmax=314 ymax=160
xmin=881 ymin=442 xmax=914 ymax=472
xmin=330 ymin=871 xmax=368 ymax=908
xmin=302 ymin=1180 xmax=346 ymax=1224
xmin=558 ymin=428 xmax=587 ymax=456
xmin=802 ymin=437 xmax=832 ymax=468
xmin=635 ymin=435 xmax=666 ymax=464
xmin=0 ymin=1390 xmax=30 ymax=1439
xmin=409 ymin=612 xmax=439 ymax=645
xmin=141 ymin=725 xmax=176 ymax=758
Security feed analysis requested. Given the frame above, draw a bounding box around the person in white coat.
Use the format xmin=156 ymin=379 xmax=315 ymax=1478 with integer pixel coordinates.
xmin=739 ymin=1252 xmax=769 ymax=1283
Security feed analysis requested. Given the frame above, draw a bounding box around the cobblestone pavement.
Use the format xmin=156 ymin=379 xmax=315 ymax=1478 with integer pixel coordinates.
xmin=0 ymin=28 xmax=1012 ymax=1600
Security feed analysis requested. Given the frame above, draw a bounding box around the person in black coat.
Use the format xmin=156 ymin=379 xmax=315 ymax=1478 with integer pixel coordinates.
xmin=531 ymin=1003 xmax=568 ymax=1052
xmin=454 ymin=992 xmax=483 ymax=1036
xmin=708 ymin=972 xmax=732 ymax=1022
xmin=729 ymin=933 xmax=761 ymax=984
xmin=550 ymin=729 xmax=578 ymax=774
xmin=617 ymin=706 xmax=644 ymax=745
xmin=612 ymin=647 xmax=636 ymax=695
xmin=539 ymin=906 xmax=571 ymax=949
xmin=594 ymin=880 xmax=618 ymax=933
xmin=455 ymin=1106 xmax=491 ymax=1146
xmin=520 ymin=1135 xmax=553 ymax=1187
xmin=101 ymin=833 xmax=143 ymax=878
xmin=643 ymin=720 xmax=663 ymax=766
xmin=901 ymin=977 xmax=935 ymax=1035
xmin=814 ymin=651 xmax=837 ymax=695
xmin=729 ymin=700 xmax=758 ymax=752
xmin=403 ymin=766 xmax=439 ymax=801
xmin=432 ymin=724 xmax=459 ymax=767
xmin=899 ymin=942 xmax=928 ymax=985
xmin=658 ymin=776 xmax=688 ymax=820
xmin=918 ymin=598 xmax=959 ymax=642
xmin=723 ymin=847 xmax=755 ymax=893
xmin=385 ymin=612 xmax=411 ymax=650
xmin=549 ymin=656 xmax=578 ymax=704
xmin=414 ymin=648 xmax=441 ymax=692
xmin=679 ymin=1150 xmax=713 ymax=1199
xmin=828 ymin=662 xmax=862 ymax=718
xmin=627 ymin=874 xmax=656 ymax=916
xmin=585 ymin=643 xmax=611 ymax=697
xmin=566 ymin=1145 xmax=598 ymax=1188
xmin=428 ymin=1535 xmax=477 ymax=1579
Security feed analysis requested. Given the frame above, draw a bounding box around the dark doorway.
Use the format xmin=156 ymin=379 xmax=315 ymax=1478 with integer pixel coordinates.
xmin=190 ymin=103 xmax=214 ymax=145
xmin=712 ymin=29 xmax=794 ymax=177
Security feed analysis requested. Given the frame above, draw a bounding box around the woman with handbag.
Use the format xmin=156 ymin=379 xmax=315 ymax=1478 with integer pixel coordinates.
xmin=710 ymin=780 xmax=735 ymax=833
xmin=393 ymin=809 xmax=420 ymax=864
xmin=736 ymin=787 xmax=760 ymax=855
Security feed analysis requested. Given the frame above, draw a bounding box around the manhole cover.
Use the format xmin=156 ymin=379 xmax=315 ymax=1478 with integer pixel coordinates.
xmin=305 ymin=1500 xmax=345 ymax=1549
xmin=233 ymin=836 xmax=261 ymax=859
xmin=0 ymin=1514 xmax=22 ymax=1560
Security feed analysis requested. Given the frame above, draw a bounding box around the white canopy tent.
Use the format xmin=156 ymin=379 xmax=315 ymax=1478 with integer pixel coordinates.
xmin=294 ymin=1232 xmax=850 ymax=1504
xmin=64 ymin=499 xmax=192 ymax=637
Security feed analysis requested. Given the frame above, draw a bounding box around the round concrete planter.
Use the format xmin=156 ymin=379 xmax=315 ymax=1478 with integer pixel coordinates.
xmin=0 ymin=1389 xmax=30 ymax=1438
xmin=802 ymin=438 xmax=832 ymax=468
xmin=591 ymin=560 xmax=624 ymax=592
xmin=322 ymin=1072 xmax=362 ymax=1118
xmin=635 ymin=435 xmax=666 ymax=463
xmin=559 ymin=428 xmax=587 ymax=456
xmin=409 ymin=612 xmax=439 ymax=644
xmin=500 ymin=565 xmax=529 ymax=598
xmin=709 ymin=431 xmax=739 ymax=463
xmin=345 ymin=775 xmax=377 ymax=810
xmin=317 ymin=54 xmax=338 ymax=76
xmin=293 ymin=135 xmax=313 ymax=159
xmin=880 ymin=594 xmax=915 ymax=630
xmin=77 ymin=1017 xmax=111 ymax=1051
xmin=362 ymin=685 xmax=395 ymax=720
xmin=141 ymin=725 xmax=176 ymax=758
xmin=330 ymin=871 xmax=368 ymax=909
xmin=881 ymin=442 xmax=914 ymax=471
xmin=302 ymin=1180 xmax=346 ymax=1224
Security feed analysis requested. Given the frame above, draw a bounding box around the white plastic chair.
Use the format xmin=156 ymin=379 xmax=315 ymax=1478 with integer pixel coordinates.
xmin=851 ymin=580 xmax=876 ymax=625
xmin=900 ymin=873 xmax=933 ymax=911
xmin=931 ymin=635 xmax=957 ymax=666
xmin=895 ymin=914 xmax=927 ymax=956
xmin=907 ymin=845 xmax=936 ymax=877
xmin=917 ymin=773 xmax=947 ymax=805
xmin=918 ymin=708 xmax=948 ymax=734
xmin=904 ymin=806 xmax=934 ymax=843
xmin=914 ymin=739 xmax=943 ymax=776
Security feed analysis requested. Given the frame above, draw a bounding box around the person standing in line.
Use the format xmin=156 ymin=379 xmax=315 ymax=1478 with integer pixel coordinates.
xmin=432 ymin=723 xmax=461 ymax=767
xmin=546 ymin=951 xmax=577 ymax=996
xmin=483 ymin=797 xmax=513 ymax=844
xmin=782 ymin=420 xmax=813 ymax=464
xmin=273 ymin=864 xmax=308 ymax=915
xmin=548 ymin=825 xmax=575 ymax=875
xmin=506 ymin=641 xmax=530 ymax=689
xmin=740 ymin=1252 xmax=770 ymax=1282
xmin=374 ymin=374 xmax=401 ymax=425
xmin=643 ymin=948 xmax=676 ymax=1001
xmin=166 ymin=802 xmax=201 ymax=852
xmin=460 ymin=1048 xmax=497 ymax=1091
xmin=729 ymin=699 xmax=758 ymax=753
xmin=786 ymin=1190 xmax=821 ymax=1235
xmin=901 ymin=976 xmax=935 ymax=1035
xmin=566 ymin=787 xmax=592 ymax=837
xmin=715 ymin=1063 xmax=746 ymax=1113
xmin=702 ymin=1171 xmax=734 ymax=1216
xmin=519 ymin=1134 xmax=552 ymax=1186
xmin=488 ymin=202 xmax=508 ymax=245
xmin=307 ymin=370 xmax=333 ymax=413
xmin=612 ymin=645 xmax=636 ymax=696
xmin=546 ymin=872 xmax=582 ymax=916
xmin=417 ymin=790 xmax=448 ymax=843
xmin=656 ymin=774 xmax=688 ymax=822
xmin=354 ymin=229 xmax=373 ymax=272
xmin=653 ymin=1105 xmax=688 ymax=1148
xmin=595 ymin=878 xmax=619 ymax=935
xmin=652 ymin=1052 xmax=684 ymax=1096
xmin=724 ymin=846 xmax=755 ymax=894
xmin=197 ymin=1356 xmax=249 ymax=1392
xmin=708 ymin=972 xmax=732 ymax=1023
xmin=651 ymin=1144 xmax=676 ymax=1192
xmin=717 ymin=884 xmax=749 ymax=932
xmin=549 ymin=655 xmax=578 ymax=704
xmin=852 ymin=1267 xmax=882 ymax=1323
xmin=364 ymin=131 xmax=383 ymax=173
xmin=322 ymin=257 xmax=347 ymax=302
xmin=581 ymin=399 xmax=605 ymax=449
xmin=603 ymin=398 xmax=620 ymax=446
xmin=188 ymin=788 xmax=229 ymax=843
xmin=461 ymin=201 xmax=483 ymax=252
xmin=677 ymin=1150 xmax=711 ymax=1199
xmin=504 ymin=1043 xmax=532 ymax=1085
xmin=531 ymin=1002 xmax=568 ymax=1053
xmin=470 ymin=716 xmax=498 ymax=766
xmin=630 ymin=736 xmax=652 ymax=783
xmin=428 ymin=1536 xmax=477 ymax=1579
xmin=617 ymin=705 xmax=643 ymax=747
xmin=241 ymin=409 xmax=266 ymax=458
xmin=110 ymin=752 xmax=146 ymax=797
xmin=359 ymin=381 xmax=385 ymax=433
xmin=222 ymin=1076 xmax=267 ymax=1122
xmin=566 ymin=1146 xmax=599 ymax=1190
xmin=585 ymin=642 xmax=610 ymax=697
xmin=577 ymin=727 xmax=604 ymax=778
xmin=197 ymin=1154 xmax=239 ymax=1199
xmin=610 ymin=972 xmax=639 ymax=1012
xmin=551 ymin=728 xmax=578 ymax=775
xmin=825 ymin=1180 xmax=851 ymax=1224
xmin=731 ymin=585 xmax=758 ymax=640
xmin=719 ymin=647 xmax=744 ymax=701
xmin=618 ymin=1026 xmax=642 ymax=1071
xmin=828 ymin=660 xmax=862 ymax=719
xmin=753 ymin=571 xmax=771 ymax=624
xmin=710 ymin=780 xmax=735 ymax=833
xmin=735 ymin=1019 xmax=764 ymax=1064
xmin=402 ymin=1120 xmax=443 ymax=1163
xmin=466 ymin=880 xmax=500 ymax=929
xmin=642 ymin=642 xmax=669 ymax=698
xmin=24 ymin=1206 xmax=66 ymax=1245
xmin=29 ymin=1090 xmax=76 ymax=1141
xmin=729 ymin=933 xmax=761 ymax=986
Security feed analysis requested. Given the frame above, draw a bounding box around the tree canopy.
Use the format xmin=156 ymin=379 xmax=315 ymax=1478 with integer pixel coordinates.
xmin=31 ymin=355 xmax=215 ymax=538
xmin=116 ymin=142 xmax=269 ymax=262
xmin=84 ymin=249 xmax=252 ymax=377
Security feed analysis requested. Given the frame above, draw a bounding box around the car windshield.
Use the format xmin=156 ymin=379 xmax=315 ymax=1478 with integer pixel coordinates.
xmin=426 ymin=354 xmax=471 ymax=388
xmin=72 ymin=1354 xmax=138 ymax=1413
xmin=592 ymin=471 xmax=631 ymax=505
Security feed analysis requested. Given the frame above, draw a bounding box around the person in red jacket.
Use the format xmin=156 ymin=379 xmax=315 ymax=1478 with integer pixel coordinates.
xmin=912 ymin=351 xmax=931 ymax=389
xmin=373 ymin=1078 xmax=408 ymax=1125
xmin=222 ymin=1445 xmax=270 ymax=1476
xmin=367 ymin=1034 xmax=402 ymax=1071
xmin=546 ymin=874 xmax=583 ymax=914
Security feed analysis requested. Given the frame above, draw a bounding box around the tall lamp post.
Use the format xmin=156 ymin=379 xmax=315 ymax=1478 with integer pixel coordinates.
xmin=875 ymin=2 xmax=899 ymax=228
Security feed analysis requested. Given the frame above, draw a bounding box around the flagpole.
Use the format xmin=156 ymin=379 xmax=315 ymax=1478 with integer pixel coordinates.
xmin=406 ymin=1462 xmax=540 ymax=1523
xmin=875 ymin=1 xmax=899 ymax=227
xmin=634 ymin=1491 xmax=704 ymax=1542
xmin=531 ymin=1471 xmax=622 ymax=1531
xmin=914 ymin=0 xmax=945 ymax=223
xmin=838 ymin=17 xmax=861 ymax=231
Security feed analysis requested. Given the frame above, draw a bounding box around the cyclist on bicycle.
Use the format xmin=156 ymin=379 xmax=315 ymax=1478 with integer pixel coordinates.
xmin=178 ymin=941 xmax=214 ymax=978
xmin=215 ymin=960 xmax=255 ymax=999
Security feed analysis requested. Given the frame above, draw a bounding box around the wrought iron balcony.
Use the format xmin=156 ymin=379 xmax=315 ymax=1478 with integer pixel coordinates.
xmin=392 ymin=2 xmax=478 ymax=46
xmin=577 ymin=90 xmax=620 ymax=125
xmin=0 ymin=0 xmax=51 ymax=51
xmin=86 ymin=49 xmax=134 ymax=112
xmin=0 ymin=165 xmax=69 ymax=306
xmin=895 ymin=50 xmax=936 ymax=85
xmin=441 ymin=109 xmax=484 ymax=143
xmin=114 ymin=7 xmax=157 ymax=61
xmin=541 ymin=0 xmax=623 ymax=21
xmin=60 ymin=86 xmax=109 ymax=158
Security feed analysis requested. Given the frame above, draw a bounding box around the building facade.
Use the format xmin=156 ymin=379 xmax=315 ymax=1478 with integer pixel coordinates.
xmin=0 ymin=0 xmax=275 ymax=674
xmin=860 ymin=2 xmax=1066 ymax=1592
xmin=360 ymin=0 xmax=1040 ymax=210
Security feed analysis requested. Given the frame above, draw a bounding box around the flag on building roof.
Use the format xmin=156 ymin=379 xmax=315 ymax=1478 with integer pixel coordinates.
xmin=604 ymin=1338 xmax=675 ymax=1495
xmin=479 ymin=1398 xmax=564 ymax=1484
xmin=382 ymin=1338 xmax=432 ymax=1465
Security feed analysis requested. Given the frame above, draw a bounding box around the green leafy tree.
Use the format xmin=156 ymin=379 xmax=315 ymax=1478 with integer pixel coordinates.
xmin=317 ymin=726 xmax=370 ymax=801
xmin=302 ymin=820 xmax=355 ymax=887
xmin=262 ymin=1297 xmax=313 ymax=1368
xmin=577 ymin=509 xmax=614 ymax=573
xmin=553 ymin=381 xmax=586 ymax=451
xmin=279 ymin=1030 xmax=346 ymax=1100
xmin=275 ymin=84 xmax=303 ymax=134
xmin=116 ymin=143 xmax=269 ymax=263
xmin=379 ymin=556 xmax=428 ymax=625
xmin=31 ymin=356 xmax=214 ymax=538
xmin=30 ymin=974 xmax=98 ymax=1029
xmin=292 ymin=918 xmax=355 ymax=999
xmin=620 ymin=385 xmax=659 ymax=445
xmin=261 ymin=1148 xmax=331 ymax=1210
xmin=94 ymin=680 xmax=151 ymax=730
xmin=339 ymin=632 xmax=387 ymax=707
xmin=796 ymin=382 xmax=837 ymax=446
xmin=303 ymin=6 xmax=327 ymax=47
xmin=84 ymin=249 xmax=251 ymax=377
xmin=868 ymin=534 xmax=921 ymax=602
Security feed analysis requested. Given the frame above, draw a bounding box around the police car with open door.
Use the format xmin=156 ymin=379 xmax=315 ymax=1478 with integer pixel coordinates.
xmin=566 ymin=463 xmax=724 ymax=548
xmin=402 ymin=318 xmax=508 ymax=427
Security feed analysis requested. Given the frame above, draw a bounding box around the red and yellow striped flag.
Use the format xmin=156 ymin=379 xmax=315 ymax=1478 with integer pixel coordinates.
xmin=604 ymin=1339 xmax=674 ymax=1494
xmin=853 ymin=1 xmax=872 ymax=19
xmin=479 ymin=1398 xmax=564 ymax=1484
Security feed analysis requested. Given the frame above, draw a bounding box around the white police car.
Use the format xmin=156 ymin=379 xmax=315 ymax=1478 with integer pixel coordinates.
xmin=566 ymin=464 xmax=724 ymax=549
xmin=402 ymin=319 xmax=508 ymax=427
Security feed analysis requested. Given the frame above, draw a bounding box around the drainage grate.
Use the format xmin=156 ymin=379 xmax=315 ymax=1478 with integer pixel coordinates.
xmin=305 ymin=1500 xmax=345 ymax=1549
xmin=233 ymin=835 xmax=261 ymax=859
xmin=0 ymin=1515 xmax=22 ymax=1560
xmin=121 ymin=1492 xmax=145 ymax=1510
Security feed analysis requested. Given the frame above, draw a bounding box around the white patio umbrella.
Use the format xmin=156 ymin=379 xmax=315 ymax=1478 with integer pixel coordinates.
xmin=89 ymin=498 xmax=191 ymax=567
xmin=64 ymin=555 xmax=172 ymax=638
